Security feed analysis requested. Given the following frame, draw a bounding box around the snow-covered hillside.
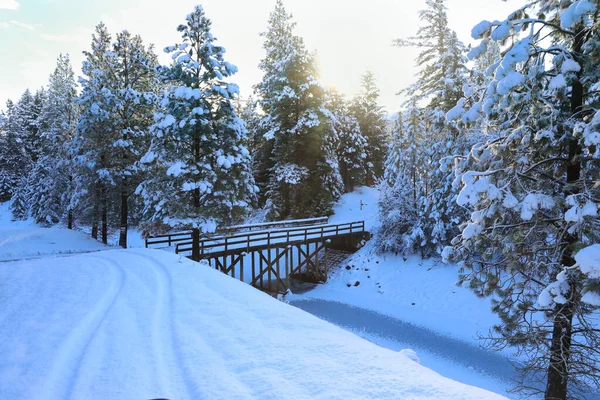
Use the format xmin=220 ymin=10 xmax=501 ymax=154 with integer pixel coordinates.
xmin=306 ymin=187 xmax=500 ymax=343
xmin=0 ymin=202 xmax=109 ymax=261
xmin=0 ymin=249 xmax=505 ymax=400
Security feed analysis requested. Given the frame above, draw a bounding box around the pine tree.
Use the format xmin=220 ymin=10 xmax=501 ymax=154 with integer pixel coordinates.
xmin=73 ymin=23 xmax=116 ymax=244
xmin=350 ymin=71 xmax=387 ymax=186
xmin=138 ymin=5 xmax=257 ymax=234
xmin=0 ymin=100 xmax=22 ymax=201
xmin=378 ymin=102 xmax=427 ymax=253
xmin=445 ymin=2 xmax=600 ymax=398
xmin=9 ymin=177 xmax=29 ymax=220
xmin=75 ymin=24 xmax=158 ymax=246
xmin=28 ymin=54 xmax=79 ymax=226
xmin=382 ymin=0 xmax=469 ymax=256
xmin=256 ymin=0 xmax=336 ymax=219
xmin=325 ymin=89 xmax=367 ymax=192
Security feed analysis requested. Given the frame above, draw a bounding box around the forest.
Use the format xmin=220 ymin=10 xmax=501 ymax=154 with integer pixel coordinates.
xmin=1 ymin=0 xmax=600 ymax=399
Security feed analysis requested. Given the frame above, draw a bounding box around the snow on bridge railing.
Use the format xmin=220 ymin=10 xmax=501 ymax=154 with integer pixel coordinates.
xmin=145 ymin=216 xmax=329 ymax=248
xmin=175 ymin=220 xmax=366 ymax=258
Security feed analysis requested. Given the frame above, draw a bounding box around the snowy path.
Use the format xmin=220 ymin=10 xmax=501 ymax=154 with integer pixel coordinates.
xmin=0 ymin=249 xmax=506 ymax=400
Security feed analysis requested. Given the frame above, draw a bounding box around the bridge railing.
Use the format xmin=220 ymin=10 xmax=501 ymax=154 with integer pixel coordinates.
xmin=145 ymin=231 xmax=195 ymax=248
xmin=176 ymin=221 xmax=365 ymax=257
xmin=145 ymin=216 xmax=330 ymax=249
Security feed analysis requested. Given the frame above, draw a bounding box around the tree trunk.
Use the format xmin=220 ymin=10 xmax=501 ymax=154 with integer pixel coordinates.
xmin=545 ymin=27 xmax=585 ymax=400
xmin=545 ymin=298 xmax=575 ymax=400
xmin=119 ymin=181 xmax=127 ymax=248
xmin=91 ymin=218 xmax=98 ymax=240
xmin=91 ymin=185 xmax=99 ymax=239
xmin=101 ymin=185 xmax=108 ymax=245
xmin=67 ymin=174 xmax=73 ymax=230
xmin=193 ymin=135 xmax=201 ymax=211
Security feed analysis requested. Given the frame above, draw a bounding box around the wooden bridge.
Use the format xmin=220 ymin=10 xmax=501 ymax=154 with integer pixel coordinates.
xmin=146 ymin=219 xmax=369 ymax=293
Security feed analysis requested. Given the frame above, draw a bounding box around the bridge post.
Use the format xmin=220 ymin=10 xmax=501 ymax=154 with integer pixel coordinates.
xmin=192 ymin=228 xmax=200 ymax=261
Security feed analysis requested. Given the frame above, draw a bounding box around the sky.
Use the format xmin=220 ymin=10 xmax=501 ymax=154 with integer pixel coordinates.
xmin=0 ymin=0 xmax=521 ymax=114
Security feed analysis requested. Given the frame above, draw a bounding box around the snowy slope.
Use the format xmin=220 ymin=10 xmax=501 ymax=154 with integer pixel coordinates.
xmin=0 ymin=248 xmax=506 ymax=400
xmin=328 ymin=186 xmax=380 ymax=232
xmin=304 ymin=187 xmax=501 ymax=344
xmin=0 ymin=202 xmax=109 ymax=261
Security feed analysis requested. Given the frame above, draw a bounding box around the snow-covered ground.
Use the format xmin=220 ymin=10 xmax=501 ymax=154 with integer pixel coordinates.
xmin=0 ymin=202 xmax=109 ymax=261
xmin=0 ymin=248 xmax=506 ymax=400
xmin=289 ymin=187 xmax=522 ymax=397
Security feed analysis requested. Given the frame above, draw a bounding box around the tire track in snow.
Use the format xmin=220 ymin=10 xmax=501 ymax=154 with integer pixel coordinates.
xmin=128 ymin=251 xmax=197 ymax=399
xmin=38 ymin=255 xmax=126 ymax=400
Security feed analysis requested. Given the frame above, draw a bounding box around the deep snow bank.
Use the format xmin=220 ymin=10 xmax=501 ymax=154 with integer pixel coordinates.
xmin=0 ymin=248 xmax=505 ymax=400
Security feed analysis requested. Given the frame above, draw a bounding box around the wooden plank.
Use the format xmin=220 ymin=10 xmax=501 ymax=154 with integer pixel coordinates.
xmin=276 ymin=247 xmax=281 ymax=293
xmin=240 ymin=253 xmax=244 ymax=282
xmin=252 ymin=251 xmax=256 ymax=286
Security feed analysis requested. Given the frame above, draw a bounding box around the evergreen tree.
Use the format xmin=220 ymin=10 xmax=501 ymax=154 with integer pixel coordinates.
xmin=350 ymin=71 xmax=387 ymax=186
xmin=138 ymin=5 xmax=256 ymax=234
xmin=381 ymin=0 xmax=469 ymax=255
xmin=378 ymin=102 xmax=427 ymax=253
xmin=9 ymin=177 xmax=29 ymax=220
xmin=445 ymin=2 xmax=600 ymax=398
xmin=256 ymin=0 xmax=336 ymax=219
xmin=75 ymin=24 xmax=158 ymax=245
xmin=73 ymin=23 xmax=116 ymax=244
xmin=325 ymin=89 xmax=367 ymax=192
xmin=28 ymin=54 xmax=79 ymax=226
xmin=0 ymin=100 xmax=22 ymax=201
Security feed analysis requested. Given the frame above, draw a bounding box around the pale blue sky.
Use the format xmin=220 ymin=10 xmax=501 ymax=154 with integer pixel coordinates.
xmin=0 ymin=0 xmax=520 ymax=113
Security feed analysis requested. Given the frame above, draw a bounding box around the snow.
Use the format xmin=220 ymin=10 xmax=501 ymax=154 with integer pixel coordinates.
xmin=0 ymin=249 xmax=505 ymax=400
xmin=159 ymin=114 xmax=176 ymax=128
xmin=328 ymin=186 xmax=380 ymax=232
xmin=462 ymin=223 xmax=483 ymax=239
xmin=496 ymin=72 xmax=525 ymax=95
xmin=560 ymin=1 xmax=597 ymax=29
xmin=561 ymin=59 xmax=581 ymax=74
xmin=467 ymin=40 xmax=488 ymax=60
xmin=575 ymin=244 xmax=600 ymax=279
xmin=548 ymin=74 xmax=567 ymax=90
xmin=538 ymin=270 xmax=570 ymax=307
xmin=490 ymin=21 xmax=511 ymax=42
xmin=0 ymin=202 xmax=109 ymax=262
xmin=520 ymin=193 xmax=554 ymax=221
xmin=582 ymin=292 xmax=600 ymax=306
xmin=166 ymin=160 xmax=186 ymax=177
xmin=471 ymin=20 xmax=491 ymax=39
xmin=399 ymin=348 xmax=420 ymax=363
xmin=446 ymin=98 xmax=465 ymax=121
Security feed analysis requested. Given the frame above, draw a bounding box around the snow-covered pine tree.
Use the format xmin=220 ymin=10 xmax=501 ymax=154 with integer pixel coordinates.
xmin=5 ymin=88 xmax=47 ymax=216
xmin=378 ymin=102 xmax=427 ymax=253
xmin=256 ymin=0 xmax=337 ymax=219
xmin=104 ymin=30 xmax=158 ymax=247
xmin=445 ymin=2 xmax=600 ymax=398
xmin=240 ymin=96 xmax=272 ymax=206
xmin=325 ymin=89 xmax=367 ymax=193
xmin=350 ymin=71 xmax=387 ymax=186
xmin=385 ymin=0 xmax=469 ymax=256
xmin=9 ymin=177 xmax=29 ymax=220
xmin=0 ymin=100 xmax=22 ymax=201
xmin=27 ymin=54 xmax=79 ymax=226
xmin=73 ymin=23 xmax=116 ymax=244
xmin=75 ymin=24 xmax=158 ymax=246
xmin=138 ymin=5 xmax=256 ymax=235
